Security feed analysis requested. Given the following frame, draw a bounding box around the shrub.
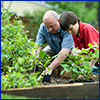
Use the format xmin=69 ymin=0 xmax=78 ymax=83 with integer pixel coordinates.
xmin=1 ymin=8 xmax=42 ymax=89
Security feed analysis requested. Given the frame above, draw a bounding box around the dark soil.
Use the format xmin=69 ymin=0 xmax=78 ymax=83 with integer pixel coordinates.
xmin=42 ymin=76 xmax=70 ymax=85
xmin=41 ymin=72 xmax=99 ymax=85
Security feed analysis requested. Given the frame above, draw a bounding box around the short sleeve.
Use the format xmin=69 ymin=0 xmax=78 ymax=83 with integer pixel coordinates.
xmin=36 ymin=23 xmax=47 ymax=44
xmin=61 ymin=32 xmax=75 ymax=49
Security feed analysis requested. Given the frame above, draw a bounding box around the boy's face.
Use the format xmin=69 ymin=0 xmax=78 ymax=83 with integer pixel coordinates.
xmin=67 ymin=22 xmax=79 ymax=35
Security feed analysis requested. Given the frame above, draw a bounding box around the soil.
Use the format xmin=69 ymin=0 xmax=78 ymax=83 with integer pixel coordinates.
xmin=41 ymin=70 xmax=99 ymax=85
xmin=42 ymin=76 xmax=70 ymax=85
xmin=37 ymin=66 xmax=73 ymax=85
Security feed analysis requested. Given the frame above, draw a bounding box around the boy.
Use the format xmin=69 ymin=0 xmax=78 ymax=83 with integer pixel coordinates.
xmin=60 ymin=11 xmax=99 ymax=75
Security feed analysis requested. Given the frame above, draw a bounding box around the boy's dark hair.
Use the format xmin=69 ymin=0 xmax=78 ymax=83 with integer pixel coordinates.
xmin=60 ymin=11 xmax=79 ymax=31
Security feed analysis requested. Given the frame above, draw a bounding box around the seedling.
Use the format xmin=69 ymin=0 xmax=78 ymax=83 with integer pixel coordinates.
xmin=60 ymin=43 xmax=99 ymax=80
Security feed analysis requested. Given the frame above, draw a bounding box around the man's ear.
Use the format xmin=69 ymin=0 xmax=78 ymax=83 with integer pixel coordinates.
xmin=58 ymin=18 xmax=60 ymax=22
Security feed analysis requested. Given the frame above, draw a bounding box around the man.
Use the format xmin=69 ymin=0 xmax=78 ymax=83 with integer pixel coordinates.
xmin=34 ymin=10 xmax=74 ymax=81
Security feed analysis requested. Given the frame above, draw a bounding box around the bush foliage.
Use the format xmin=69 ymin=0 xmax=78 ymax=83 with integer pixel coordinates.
xmin=1 ymin=8 xmax=42 ymax=89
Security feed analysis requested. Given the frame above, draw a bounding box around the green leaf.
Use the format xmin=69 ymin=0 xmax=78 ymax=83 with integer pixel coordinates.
xmin=18 ymin=57 xmax=24 ymax=64
xmin=39 ymin=50 xmax=46 ymax=59
xmin=88 ymin=43 xmax=93 ymax=48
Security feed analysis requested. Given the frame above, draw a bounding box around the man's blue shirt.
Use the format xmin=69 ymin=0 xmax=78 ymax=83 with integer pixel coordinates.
xmin=36 ymin=23 xmax=74 ymax=54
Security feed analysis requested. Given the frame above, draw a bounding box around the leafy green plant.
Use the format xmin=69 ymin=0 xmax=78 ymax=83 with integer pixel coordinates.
xmin=1 ymin=8 xmax=34 ymax=71
xmin=60 ymin=43 xmax=99 ymax=80
xmin=1 ymin=8 xmax=43 ymax=89
xmin=34 ymin=49 xmax=59 ymax=75
xmin=1 ymin=8 xmax=59 ymax=89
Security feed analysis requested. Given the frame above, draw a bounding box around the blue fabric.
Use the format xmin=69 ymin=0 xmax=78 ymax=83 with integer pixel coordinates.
xmin=92 ymin=65 xmax=99 ymax=73
xmin=36 ymin=23 xmax=74 ymax=53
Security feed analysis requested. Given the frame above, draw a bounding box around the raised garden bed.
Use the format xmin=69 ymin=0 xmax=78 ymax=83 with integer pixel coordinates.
xmin=1 ymin=73 xmax=99 ymax=99
xmin=1 ymin=81 xmax=99 ymax=99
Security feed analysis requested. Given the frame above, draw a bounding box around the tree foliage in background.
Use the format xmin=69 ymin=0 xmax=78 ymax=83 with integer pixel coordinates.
xmin=23 ymin=9 xmax=47 ymax=41
xmin=46 ymin=1 xmax=99 ymax=26
xmin=23 ymin=1 xmax=99 ymax=41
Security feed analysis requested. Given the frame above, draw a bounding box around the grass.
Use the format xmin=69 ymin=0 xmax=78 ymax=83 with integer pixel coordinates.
xmin=1 ymin=93 xmax=40 ymax=99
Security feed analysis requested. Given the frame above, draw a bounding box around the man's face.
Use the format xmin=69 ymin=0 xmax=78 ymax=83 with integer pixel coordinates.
xmin=44 ymin=18 xmax=59 ymax=34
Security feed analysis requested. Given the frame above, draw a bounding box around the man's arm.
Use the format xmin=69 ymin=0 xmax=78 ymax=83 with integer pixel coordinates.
xmin=41 ymin=48 xmax=71 ymax=75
